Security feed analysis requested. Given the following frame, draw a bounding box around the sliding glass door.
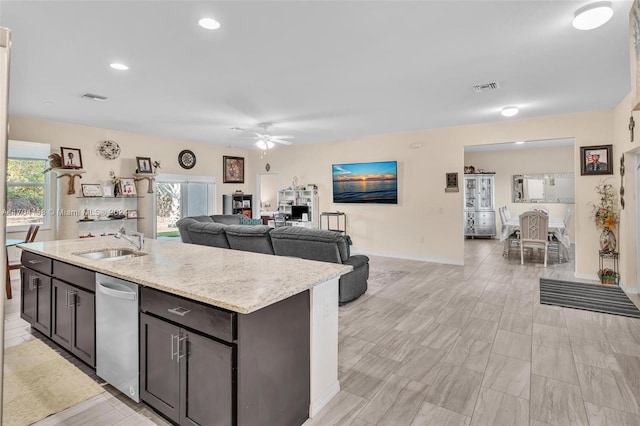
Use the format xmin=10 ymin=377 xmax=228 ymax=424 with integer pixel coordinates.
xmin=155 ymin=174 xmax=215 ymax=240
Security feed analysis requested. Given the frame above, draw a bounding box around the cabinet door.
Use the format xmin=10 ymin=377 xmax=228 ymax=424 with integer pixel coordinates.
xmin=181 ymin=330 xmax=233 ymax=426
xmin=464 ymin=177 xmax=477 ymax=209
xmin=20 ymin=268 xmax=37 ymax=325
xmin=477 ymin=176 xmax=494 ymax=210
xmin=140 ymin=313 xmax=181 ymax=423
xmin=51 ymin=279 xmax=73 ymax=349
xmin=71 ymin=286 xmax=95 ymax=366
xmin=33 ymin=272 xmax=52 ymax=336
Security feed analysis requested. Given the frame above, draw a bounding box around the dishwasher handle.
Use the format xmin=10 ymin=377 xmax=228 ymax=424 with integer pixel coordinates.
xmin=97 ymin=281 xmax=137 ymax=301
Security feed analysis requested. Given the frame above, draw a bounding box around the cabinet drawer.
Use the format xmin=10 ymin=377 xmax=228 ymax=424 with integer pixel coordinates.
xmin=476 ymin=212 xmax=495 ymax=221
xmin=141 ymin=287 xmax=235 ymax=342
xmin=21 ymin=251 xmax=52 ymax=275
xmin=53 ymin=261 xmax=96 ymax=292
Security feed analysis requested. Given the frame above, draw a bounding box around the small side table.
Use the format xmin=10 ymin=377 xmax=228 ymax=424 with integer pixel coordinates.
xmin=598 ymin=250 xmax=619 ymax=284
xmin=320 ymin=212 xmax=346 ymax=234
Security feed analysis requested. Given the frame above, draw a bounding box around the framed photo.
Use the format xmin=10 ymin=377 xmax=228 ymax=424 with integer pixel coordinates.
xmin=223 ymin=156 xmax=244 ymax=183
xmin=580 ymin=145 xmax=613 ymax=176
xmin=81 ymin=184 xmax=103 ymax=197
xmin=126 ymin=209 xmax=138 ymax=219
xmin=136 ymin=156 xmax=153 ymax=174
xmin=119 ymin=178 xmax=137 ymax=196
xmin=445 ymin=172 xmax=459 ymax=193
xmin=102 ymin=185 xmax=113 ymax=197
xmin=60 ymin=147 xmax=83 ymax=169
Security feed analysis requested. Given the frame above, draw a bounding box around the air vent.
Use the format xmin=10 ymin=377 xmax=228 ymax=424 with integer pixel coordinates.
xmin=473 ymin=82 xmax=500 ymax=93
xmin=81 ymin=93 xmax=108 ymax=101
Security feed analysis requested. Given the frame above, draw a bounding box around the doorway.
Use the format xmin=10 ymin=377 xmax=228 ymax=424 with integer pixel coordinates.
xmin=255 ymin=172 xmax=279 ymax=219
xmin=154 ymin=174 xmax=216 ymax=240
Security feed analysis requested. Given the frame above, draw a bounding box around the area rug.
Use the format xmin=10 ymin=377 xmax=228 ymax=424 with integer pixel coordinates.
xmin=540 ymin=278 xmax=640 ymax=319
xmin=2 ymin=339 xmax=105 ymax=426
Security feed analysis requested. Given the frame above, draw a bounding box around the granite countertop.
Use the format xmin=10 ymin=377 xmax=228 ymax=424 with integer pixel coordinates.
xmin=18 ymin=237 xmax=352 ymax=314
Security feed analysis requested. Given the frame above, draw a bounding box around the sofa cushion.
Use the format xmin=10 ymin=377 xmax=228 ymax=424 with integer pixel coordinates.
xmin=211 ymin=214 xmax=244 ymax=225
xmin=270 ymin=227 xmax=349 ymax=263
xmin=187 ymin=222 xmax=230 ymax=248
xmin=224 ymin=225 xmax=274 ymax=254
xmin=176 ymin=217 xmax=212 ymax=243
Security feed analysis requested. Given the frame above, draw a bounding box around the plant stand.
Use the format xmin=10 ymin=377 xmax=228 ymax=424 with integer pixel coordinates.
xmin=599 ymin=250 xmax=619 ymax=285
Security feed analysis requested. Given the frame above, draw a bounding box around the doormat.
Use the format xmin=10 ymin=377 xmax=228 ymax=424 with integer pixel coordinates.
xmin=540 ymin=278 xmax=640 ymax=319
xmin=2 ymin=338 xmax=105 ymax=426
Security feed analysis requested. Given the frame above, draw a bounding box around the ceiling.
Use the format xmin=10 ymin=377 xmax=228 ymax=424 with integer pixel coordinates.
xmin=0 ymin=1 xmax=633 ymax=150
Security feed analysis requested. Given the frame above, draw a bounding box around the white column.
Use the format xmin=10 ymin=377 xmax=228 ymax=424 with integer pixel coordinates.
xmin=133 ymin=173 xmax=155 ymax=237
xmin=308 ymin=277 xmax=340 ymax=417
xmin=53 ymin=169 xmax=85 ymax=239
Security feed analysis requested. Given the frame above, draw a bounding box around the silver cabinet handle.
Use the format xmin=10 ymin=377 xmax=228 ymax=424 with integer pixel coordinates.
xmin=27 ymin=259 xmax=43 ymax=264
xmin=66 ymin=291 xmax=77 ymax=308
xmin=170 ymin=333 xmax=180 ymax=361
xmin=28 ymin=276 xmax=39 ymax=291
xmin=167 ymin=307 xmax=191 ymax=317
xmin=177 ymin=336 xmax=187 ymax=362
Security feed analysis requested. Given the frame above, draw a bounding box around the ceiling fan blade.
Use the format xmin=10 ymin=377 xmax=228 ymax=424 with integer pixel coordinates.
xmin=270 ymin=135 xmax=294 ymax=139
xmin=272 ymin=139 xmax=293 ymax=145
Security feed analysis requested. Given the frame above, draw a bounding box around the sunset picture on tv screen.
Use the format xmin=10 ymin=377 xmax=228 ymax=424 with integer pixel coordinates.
xmin=332 ymin=161 xmax=398 ymax=204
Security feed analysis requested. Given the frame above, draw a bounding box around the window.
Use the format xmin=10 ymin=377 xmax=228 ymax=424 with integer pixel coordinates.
xmin=6 ymin=140 xmax=51 ymax=229
xmin=155 ymin=174 xmax=215 ymax=240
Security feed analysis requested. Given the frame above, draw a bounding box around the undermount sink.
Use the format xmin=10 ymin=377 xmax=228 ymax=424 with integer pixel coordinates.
xmin=74 ymin=248 xmax=147 ymax=261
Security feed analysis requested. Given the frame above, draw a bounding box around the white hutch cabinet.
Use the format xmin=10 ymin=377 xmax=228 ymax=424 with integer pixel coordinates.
xmin=463 ymin=174 xmax=496 ymax=238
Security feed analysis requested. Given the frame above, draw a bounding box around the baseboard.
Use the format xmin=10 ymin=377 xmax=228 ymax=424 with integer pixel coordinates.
xmin=308 ymin=380 xmax=340 ymax=418
xmin=574 ymin=272 xmax=599 ymax=282
xmin=620 ymin=282 xmax=640 ymax=295
xmin=350 ymin=249 xmax=463 ymax=266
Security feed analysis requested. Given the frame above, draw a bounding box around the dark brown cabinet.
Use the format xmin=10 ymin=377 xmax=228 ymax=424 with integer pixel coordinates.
xmin=140 ymin=313 xmax=233 ymax=426
xmin=20 ymin=252 xmax=96 ymax=367
xmin=20 ymin=267 xmax=52 ymax=337
xmin=51 ymin=279 xmax=96 ymax=367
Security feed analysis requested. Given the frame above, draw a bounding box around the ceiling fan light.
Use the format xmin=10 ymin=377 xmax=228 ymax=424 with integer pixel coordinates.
xmin=572 ymin=2 xmax=613 ymax=30
xmin=266 ymin=141 xmax=275 ymax=149
xmin=255 ymin=140 xmax=267 ymax=150
xmin=501 ymin=106 xmax=519 ymax=117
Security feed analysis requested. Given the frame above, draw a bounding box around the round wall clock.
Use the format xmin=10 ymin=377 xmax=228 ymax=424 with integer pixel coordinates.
xmin=178 ymin=149 xmax=196 ymax=169
xmin=97 ymin=140 xmax=121 ymax=160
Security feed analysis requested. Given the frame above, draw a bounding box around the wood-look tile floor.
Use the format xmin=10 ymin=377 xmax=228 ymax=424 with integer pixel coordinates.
xmin=5 ymin=239 xmax=640 ymax=425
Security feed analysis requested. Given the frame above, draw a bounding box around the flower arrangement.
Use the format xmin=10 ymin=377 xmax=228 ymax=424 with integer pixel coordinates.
xmin=598 ymin=268 xmax=618 ymax=284
xmin=591 ymin=180 xmax=619 ymax=231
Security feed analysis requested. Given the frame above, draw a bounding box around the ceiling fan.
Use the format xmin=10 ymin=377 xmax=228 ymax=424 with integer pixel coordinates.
xmin=233 ymin=122 xmax=294 ymax=150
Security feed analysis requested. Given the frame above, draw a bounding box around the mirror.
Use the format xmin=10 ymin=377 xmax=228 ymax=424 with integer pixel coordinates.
xmin=513 ymin=173 xmax=575 ymax=203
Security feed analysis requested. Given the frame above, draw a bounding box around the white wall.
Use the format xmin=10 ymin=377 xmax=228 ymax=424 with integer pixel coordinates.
xmin=7 ymin=115 xmax=252 ymax=242
xmin=252 ymin=110 xmax=613 ymax=275
xmin=9 ymin=109 xmax=620 ymax=282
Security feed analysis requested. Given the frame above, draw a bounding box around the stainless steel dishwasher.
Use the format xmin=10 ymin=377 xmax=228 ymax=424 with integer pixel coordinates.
xmin=96 ymin=273 xmax=140 ymax=402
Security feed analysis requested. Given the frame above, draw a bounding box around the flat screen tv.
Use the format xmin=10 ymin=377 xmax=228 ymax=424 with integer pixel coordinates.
xmin=332 ymin=161 xmax=398 ymax=204
xmin=291 ymin=205 xmax=310 ymax=220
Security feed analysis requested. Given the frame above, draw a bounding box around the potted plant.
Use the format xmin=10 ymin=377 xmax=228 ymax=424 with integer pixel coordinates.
xmin=598 ymin=268 xmax=618 ymax=285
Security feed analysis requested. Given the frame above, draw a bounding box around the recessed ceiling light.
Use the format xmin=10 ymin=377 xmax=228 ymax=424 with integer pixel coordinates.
xmin=110 ymin=63 xmax=129 ymax=71
xmin=199 ymin=17 xmax=221 ymax=30
xmin=515 ymin=141 xmax=525 ymax=145
xmin=501 ymin=106 xmax=519 ymax=117
xmin=572 ymin=1 xmax=613 ymax=30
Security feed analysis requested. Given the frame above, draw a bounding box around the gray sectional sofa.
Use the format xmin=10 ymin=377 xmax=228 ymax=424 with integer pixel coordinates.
xmin=176 ymin=215 xmax=368 ymax=304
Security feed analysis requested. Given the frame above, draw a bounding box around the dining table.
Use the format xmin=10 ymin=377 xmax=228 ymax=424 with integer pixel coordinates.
xmin=500 ymin=217 xmax=570 ymax=261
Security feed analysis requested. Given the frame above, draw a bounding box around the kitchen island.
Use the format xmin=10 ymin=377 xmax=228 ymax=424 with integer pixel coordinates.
xmin=19 ymin=237 xmax=352 ymax=425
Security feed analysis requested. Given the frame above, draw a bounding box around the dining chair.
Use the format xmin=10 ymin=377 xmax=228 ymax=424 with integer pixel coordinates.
xmin=563 ymin=208 xmax=573 ymax=235
xmin=519 ymin=211 xmax=549 ymax=267
xmin=273 ymin=213 xmax=287 ymax=228
xmin=500 ymin=206 xmax=519 ymax=257
xmin=6 ymin=224 xmax=40 ymax=299
xmin=503 ymin=206 xmax=512 ymax=221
